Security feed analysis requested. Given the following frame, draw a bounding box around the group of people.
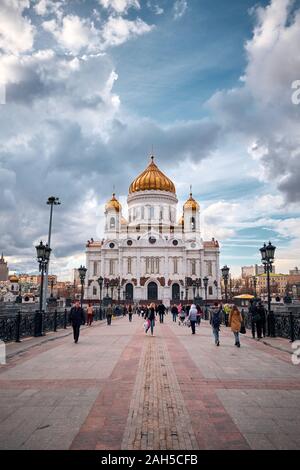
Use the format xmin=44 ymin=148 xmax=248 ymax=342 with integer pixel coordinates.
xmin=248 ymin=299 xmax=267 ymax=339
xmin=69 ymin=298 xmax=263 ymax=348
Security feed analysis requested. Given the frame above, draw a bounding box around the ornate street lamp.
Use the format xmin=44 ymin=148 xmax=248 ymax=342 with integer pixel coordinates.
xmin=43 ymin=196 xmax=61 ymax=311
xmin=195 ymin=278 xmax=201 ymax=297
xmin=35 ymin=241 xmax=51 ymax=336
xmin=203 ymin=276 xmax=209 ymax=319
xmin=221 ymin=265 xmax=230 ymax=302
xmin=78 ymin=265 xmax=87 ymax=308
xmin=252 ymin=275 xmax=257 ymax=298
xmin=192 ymin=281 xmax=196 ymax=301
xmin=97 ymin=276 xmax=103 ymax=318
xmin=260 ymin=242 xmax=276 ymax=335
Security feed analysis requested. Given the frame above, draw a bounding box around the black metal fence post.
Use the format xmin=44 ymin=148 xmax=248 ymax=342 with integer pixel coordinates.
xmin=267 ymin=310 xmax=275 ymax=337
xmin=63 ymin=308 xmax=67 ymax=329
xmin=289 ymin=312 xmax=295 ymax=343
xmin=15 ymin=311 xmax=21 ymax=343
xmin=53 ymin=309 xmax=57 ymax=332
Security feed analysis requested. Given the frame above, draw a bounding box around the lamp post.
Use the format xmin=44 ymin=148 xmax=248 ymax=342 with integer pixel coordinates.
xmin=260 ymin=242 xmax=276 ymax=336
xmin=195 ymin=278 xmax=201 ymax=298
xmin=78 ymin=265 xmax=87 ymax=308
xmin=43 ymin=196 xmax=61 ymax=311
xmin=192 ymin=281 xmax=196 ymax=301
xmin=221 ymin=265 xmax=230 ymax=303
xmin=97 ymin=276 xmax=103 ymax=318
xmin=203 ymin=276 xmax=209 ymax=319
xmin=35 ymin=241 xmax=51 ymax=336
xmin=117 ymin=278 xmax=121 ymax=302
xmin=252 ymin=275 xmax=257 ymax=298
xmin=185 ymin=277 xmax=189 ymax=301
xmin=105 ymin=280 xmax=109 ymax=298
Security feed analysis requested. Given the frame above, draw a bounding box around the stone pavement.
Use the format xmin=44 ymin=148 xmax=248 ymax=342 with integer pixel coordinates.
xmin=1 ymin=315 xmax=300 ymax=450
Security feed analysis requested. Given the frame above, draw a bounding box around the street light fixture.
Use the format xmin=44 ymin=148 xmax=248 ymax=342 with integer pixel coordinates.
xmin=35 ymin=241 xmax=51 ymax=336
xmin=221 ymin=265 xmax=230 ymax=302
xmin=252 ymin=275 xmax=257 ymax=298
xmin=203 ymin=276 xmax=209 ymax=319
xmin=192 ymin=281 xmax=196 ymax=301
xmin=78 ymin=265 xmax=87 ymax=308
xmin=97 ymin=276 xmax=103 ymax=318
xmin=260 ymin=241 xmax=276 ymax=335
xmin=43 ymin=196 xmax=61 ymax=311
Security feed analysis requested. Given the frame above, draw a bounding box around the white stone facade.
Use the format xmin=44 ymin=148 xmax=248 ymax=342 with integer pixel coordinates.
xmin=85 ymin=159 xmax=221 ymax=306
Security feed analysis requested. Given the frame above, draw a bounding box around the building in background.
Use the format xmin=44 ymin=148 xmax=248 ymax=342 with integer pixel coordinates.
xmin=0 ymin=253 xmax=9 ymax=281
xmin=85 ymin=155 xmax=221 ymax=305
xmin=241 ymin=264 xmax=266 ymax=278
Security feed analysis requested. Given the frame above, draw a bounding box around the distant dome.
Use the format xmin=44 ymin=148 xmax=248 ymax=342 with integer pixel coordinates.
xmin=105 ymin=193 xmax=122 ymax=212
xmin=129 ymin=156 xmax=176 ymax=194
xmin=183 ymin=192 xmax=200 ymax=211
xmin=9 ymin=275 xmax=19 ymax=283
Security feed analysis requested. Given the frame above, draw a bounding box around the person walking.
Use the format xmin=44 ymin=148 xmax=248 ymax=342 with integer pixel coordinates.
xmin=106 ymin=304 xmax=113 ymax=325
xmin=209 ymin=302 xmax=222 ymax=346
xmin=128 ymin=304 xmax=133 ymax=322
xmin=86 ymin=303 xmax=94 ymax=326
xmin=145 ymin=302 xmax=156 ymax=336
xmin=171 ymin=304 xmax=178 ymax=322
xmin=229 ymin=305 xmax=243 ymax=347
xmin=249 ymin=299 xmax=257 ymax=339
xmin=157 ymin=303 xmax=166 ymax=323
xmin=188 ymin=304 xmax=198 ymax=334
xmin=257 ymin=301 xmax=266 ymax=338
xmin=196 ymin=304 xmax=203 ymax=325
xmin=70 ymin=300 xmax=85 ymax=343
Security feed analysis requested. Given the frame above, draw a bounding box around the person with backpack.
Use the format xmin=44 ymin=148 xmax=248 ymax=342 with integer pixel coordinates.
xmin=229 ymin=305 xmax=243 ymax=347
xmin=209 ymin=302 xmax=222 ymax=346
xmin=188 ymin=304 xmax=198 ymax=334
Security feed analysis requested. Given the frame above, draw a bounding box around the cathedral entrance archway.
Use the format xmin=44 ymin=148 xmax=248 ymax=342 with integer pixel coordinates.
xmin=147 ymin=282 xmax=158 ymax=301
xmin=172 ymin=283 xmax=180 ymax=301
xmin=125 ymin=283 xmax=133 ymax=301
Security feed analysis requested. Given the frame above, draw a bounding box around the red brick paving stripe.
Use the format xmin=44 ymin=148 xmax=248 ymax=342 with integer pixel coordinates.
xmin=163 ymin=324 xmax=251 ymax=450
xmin=70 ymin=330 xmax=144 ymax=450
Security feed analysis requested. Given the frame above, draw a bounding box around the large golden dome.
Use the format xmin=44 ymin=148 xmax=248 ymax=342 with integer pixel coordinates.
xmin=105 ymin=193 xmax=121 ymax=212
xmin=129 ymin=156 xmax=176 ymax=194
xmin=183 ymin=192 xmax=200 ymax=211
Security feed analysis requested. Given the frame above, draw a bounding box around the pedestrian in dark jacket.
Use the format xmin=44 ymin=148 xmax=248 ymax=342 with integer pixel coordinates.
xmin=145 ymin=303 xmax=156 ymax=336
xmin=106 ymin=304 xmax=113 ymax=325
xmin=171 ymin=304 xmax=178 ymax=322
xmin=157 ymin=303 xmax=166 ymax=323
xmin=209 ymin=302 xmax=222 ymax=346
xmin=257 ymin=301 xmax=266 ymax=338
xmin=128 ymin=304 xmax=133 ymax=322
xmin=69 ymin=301 xmax=85 ymax=343
xmin=196 ymin=304 xmax=203 ymax=325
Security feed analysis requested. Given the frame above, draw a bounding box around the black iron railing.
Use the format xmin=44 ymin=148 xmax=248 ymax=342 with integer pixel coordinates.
xmin=0 ymin=307 xmax=107 ymax=343
xmin=243 ymin=311 xmax=300 ymax=341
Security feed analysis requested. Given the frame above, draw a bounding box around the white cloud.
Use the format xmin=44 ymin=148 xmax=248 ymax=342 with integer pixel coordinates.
xmin=0 ymin=0 xmax=35 ymax=54
xmin=42 ymin=15 xmax=100 ymax=55
xmin=101 ymin=16 xmax=153 ymax=48
xmin=147 ymin=1 xmax=164 ymax=15
xmin=98 ymin=0 xmax=140 ymax=14
xmin=173 ymin=0 xmax=187 ymax=20
xmin=34 ymin=0 xmax=63 ymax=18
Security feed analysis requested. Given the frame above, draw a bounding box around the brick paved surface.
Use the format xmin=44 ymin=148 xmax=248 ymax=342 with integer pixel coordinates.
xmin=1 ymin=315 xmax=300 ymax=450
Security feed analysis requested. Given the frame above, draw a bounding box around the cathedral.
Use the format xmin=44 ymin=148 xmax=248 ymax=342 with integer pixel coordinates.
xmin=84 ymin=156 xmax=221 ymax=305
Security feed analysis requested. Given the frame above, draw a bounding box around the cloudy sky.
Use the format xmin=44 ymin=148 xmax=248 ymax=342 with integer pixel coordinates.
xmin=0 ymin=0 xmax=300 ymax=279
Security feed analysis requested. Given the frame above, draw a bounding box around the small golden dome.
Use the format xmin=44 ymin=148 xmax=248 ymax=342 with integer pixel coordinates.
xmin=178 ymin=215 xmax=184 ymax=225
xmin=183 ymin=192 xmax=200 ymax=211
xmin=9 ymin=275 xmax=19 ymax=283
xmin=105 ymin=193 xmax=121 ymax=212
xmin=129 ymin=156 xmax=176 ymax=194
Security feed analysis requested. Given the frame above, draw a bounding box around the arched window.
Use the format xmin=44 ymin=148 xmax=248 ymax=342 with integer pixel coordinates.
xmin=148 ymin=282 xmax=158 ymax=301
xmin=191 ymin=217 xmax=196 ymax=231
xmin=125 ymin=283 xmax=133 ymax=300
xmin=172 ymin=283 xmax=180 ymax=300
xmin=110 ymin=217 xmax=115 ymax=229
xmin=93 ymin=286 xmax=97 ymax=296
xmin=208 ymin=286 xmax=213 ymax=296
